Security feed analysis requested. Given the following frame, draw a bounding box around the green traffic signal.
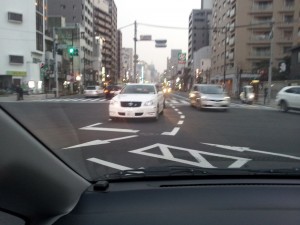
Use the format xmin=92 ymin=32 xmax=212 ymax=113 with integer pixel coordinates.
xmin=69 ymin=47 xmax=74 ymax=55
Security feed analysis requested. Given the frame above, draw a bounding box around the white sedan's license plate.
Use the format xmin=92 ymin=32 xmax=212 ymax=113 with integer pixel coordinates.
xmin=126 ymin=111 xmax=134 ymax=117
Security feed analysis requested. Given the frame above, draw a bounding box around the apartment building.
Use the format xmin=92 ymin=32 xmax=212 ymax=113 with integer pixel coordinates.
xmin=188 ymin=9 xmax=212 ymax=68
xmin=0 ymin=0 xmax=45 ymax=92
xmin=211 ymin=0 xmax=300 ymax=94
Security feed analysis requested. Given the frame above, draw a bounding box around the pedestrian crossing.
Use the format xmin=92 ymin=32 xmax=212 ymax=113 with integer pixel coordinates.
xmin=31 ymin=97 xmax=275 ymax=110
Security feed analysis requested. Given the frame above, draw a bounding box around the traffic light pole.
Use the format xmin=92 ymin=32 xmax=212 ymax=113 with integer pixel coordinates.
xmin=53 ymin=28 xmax=59 ymax=98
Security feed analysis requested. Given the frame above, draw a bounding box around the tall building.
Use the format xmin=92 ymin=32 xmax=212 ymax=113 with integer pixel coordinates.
xmin=0 ymin=0 xmax=45 ymax=92
xmin=211 ymin=0 xmax=300 ymax=95
xmin=121 ymin=48 xmax=133 ymax=82
xmin=47 ymin=0 xmax=95 ymax=84
xmin=108 ymin=0 xmax=118 ymax=83
xmin=117 ymin=30 xmax=122 ymax=82
xmin=188 ymin=9 xmax=212 ymax=68
xmin=201 ymin=0 xmax=213 ymax=9
xmin=93 ymin=0 xmax=112 ymax=83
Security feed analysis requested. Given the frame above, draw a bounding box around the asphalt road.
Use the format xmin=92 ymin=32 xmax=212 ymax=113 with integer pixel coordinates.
xmin=1 ymin=94 xmax=300 ymax=180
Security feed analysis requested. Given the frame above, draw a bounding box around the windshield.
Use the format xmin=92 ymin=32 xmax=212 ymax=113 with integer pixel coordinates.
xmin=200 ymin=86 xmax=224 ymax=94
xmin=121 ymin=85 xmax=156 ymax=94
xmin=1 ymin=0 xmax=300 ymax=182
xmin=86 ymin=86 xmax=97 ymax=90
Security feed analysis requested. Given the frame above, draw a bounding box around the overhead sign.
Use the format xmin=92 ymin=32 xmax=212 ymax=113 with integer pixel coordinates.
xmin=178 ymin=53 xmax=187 ymax=64
xmin=155 ymin=39 xmax=167 ymax=48
xmin=140 ymin=35 xmax=152 ymax=41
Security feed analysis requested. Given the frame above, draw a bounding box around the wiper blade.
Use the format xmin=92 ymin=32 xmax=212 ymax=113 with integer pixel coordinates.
xmin=99 ymin=166 xmax=300 ymax=181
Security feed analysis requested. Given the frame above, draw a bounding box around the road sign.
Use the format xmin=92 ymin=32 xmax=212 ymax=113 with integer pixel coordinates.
xmin=178 ymin=53 xmax=187 ymax=64
xmin=140 ymin=35 xmax=152 ymax=41
xmin=155 ymin=39 xmax=167 ymax=48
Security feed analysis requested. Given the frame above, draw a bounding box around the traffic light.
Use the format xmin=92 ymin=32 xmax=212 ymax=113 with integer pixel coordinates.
xmin=68 ymin=47 xmax=78 ymax=56
xmin=68 ymin=47 xmax=75 ymax=56
xmin=73 ymin=48 xmax=79 ymax=56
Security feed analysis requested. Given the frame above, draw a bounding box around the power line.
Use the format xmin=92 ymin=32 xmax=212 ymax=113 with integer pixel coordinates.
xmin=134 ymin=19 xmax=300 ymax=31
xmin=118 ymin=23 xmax=134 ymax=30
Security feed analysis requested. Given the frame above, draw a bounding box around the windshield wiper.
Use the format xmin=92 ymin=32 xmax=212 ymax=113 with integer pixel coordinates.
xmin=98 ymin=166 xmax=300 ymax=181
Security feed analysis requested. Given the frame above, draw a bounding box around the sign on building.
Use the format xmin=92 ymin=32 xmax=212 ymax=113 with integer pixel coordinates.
xmin=178 ymin=53 xmax=187 ymax=64
xmin=140 ymin=35 xmax=152 ymax=41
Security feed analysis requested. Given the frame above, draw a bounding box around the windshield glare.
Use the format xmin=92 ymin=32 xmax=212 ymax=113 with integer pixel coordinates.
xmin=200 ymin=86 xmax=224 ymax=94
xmin=1 ymin=0 xmax=300 ymax=182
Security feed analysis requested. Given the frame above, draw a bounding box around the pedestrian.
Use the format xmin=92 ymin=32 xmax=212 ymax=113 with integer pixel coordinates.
xmin=16 ymin=85 xmax=24 ymax=101
xmin=264 ymin=87 xmax=268 ymax=105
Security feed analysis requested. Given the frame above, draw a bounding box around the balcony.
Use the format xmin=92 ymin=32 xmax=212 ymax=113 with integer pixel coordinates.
xmin=229 ymin=37 xmax=235 ymax=46
xmin=230 ymin=8 xmax=235 ymax=18
xmin=248 ymin=51 xmax=271 ymax=59
xmin=248 ymin=34 xmax=271 ymax=44
xmin=228 ymin=52 xmax=234 ymax=60
xmin=278 ymin=3 xmax=295 ymax=13
xmin=250 ymin=4 xmax=273 ymax=14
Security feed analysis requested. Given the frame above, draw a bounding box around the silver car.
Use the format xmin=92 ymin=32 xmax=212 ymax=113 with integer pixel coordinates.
xmin=84 ymin=86 xmax=104 ymax=98
xmin=189 ymin=84 xmax=231 ymax=111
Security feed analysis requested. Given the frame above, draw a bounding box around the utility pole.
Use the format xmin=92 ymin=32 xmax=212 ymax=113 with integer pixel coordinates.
xmin=267 ymin=22 xmax=274 ymax=104
xmin=223 ymin=27 xmax=227 ymax=89
xmin=53 ymin=28 xmax=59 ymax=98
xmin=133 ymin=21 xmax=137 ymax=83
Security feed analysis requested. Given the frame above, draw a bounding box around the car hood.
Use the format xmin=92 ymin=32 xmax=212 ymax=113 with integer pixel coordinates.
xmin=202 ymin=93 xmax=228 ymax=100
xmin=114 ymin=94 xmax=156 ymax=102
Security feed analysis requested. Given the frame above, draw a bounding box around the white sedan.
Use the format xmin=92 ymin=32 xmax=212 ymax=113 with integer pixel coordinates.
xmin=109 ymin=84 xmax=165 ymax=120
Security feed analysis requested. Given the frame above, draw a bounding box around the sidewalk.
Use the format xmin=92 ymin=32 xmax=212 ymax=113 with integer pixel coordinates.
xmin=0 ymin=93 xmax=56 ymax=102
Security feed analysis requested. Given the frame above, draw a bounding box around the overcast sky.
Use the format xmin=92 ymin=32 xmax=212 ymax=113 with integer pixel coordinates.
xmin=114 ymin=0 xmax=202 ymax=73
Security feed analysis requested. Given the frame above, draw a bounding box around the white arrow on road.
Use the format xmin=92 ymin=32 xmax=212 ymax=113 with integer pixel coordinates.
xmin=80 ymin=123 xmax=139 ymax=133
xmin=63 ymin=135 xmax=138 ymax=149
xmin=162 ymin=127 xmax=180 ymax=136
xmin=202 ymin=143 xmax=300 ymax=161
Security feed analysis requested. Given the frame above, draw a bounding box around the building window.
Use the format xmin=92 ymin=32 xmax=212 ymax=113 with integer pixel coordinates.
xmin=36 ymin=13 xmax=43 ymax=32
xmin=297 ymin=51 xmax=300 ymax=63
xmin=36 ymin=33 xmax=43 ymax=51
xmin=283 ymin=15 xmax=293 ymax=23
xmin=60 ymin=4 xmax=66 ymax=9
xmin=8 ymin=12 xmax=23 ymax=23
xmin=9 ymin=55 xmax=24 ymax=64
xmin=283 ymin=46 xmax=291 ymax=53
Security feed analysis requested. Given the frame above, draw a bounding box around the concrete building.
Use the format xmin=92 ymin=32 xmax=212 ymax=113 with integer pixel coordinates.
xmin=0 ymin=0 xmax=45 ymax=92
xmin=47 ymin=0 xmax=96 ymax=85
xmin=193 ymin=46 xmax=212 ymax=83
xmin=121 ymin=48 xmax=133 ymax=82
xmin=211 ymin=0 xmax=300 ymax=96
xmin=202 ymin=0 xmax=213 ymax=10
xmin=188 ymin=9 xmax=212 ymax=68
xmin=108 ymin=0 xmax=118 ymax=83
xmin=93 ymin=0 xmax=111 ymax=83
xmin=117 ymin=30 xmax=122 ymax=82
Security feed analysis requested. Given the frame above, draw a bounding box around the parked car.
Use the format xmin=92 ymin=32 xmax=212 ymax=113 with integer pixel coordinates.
xmin=104 ymin=85 xmax=123 ymax=99
xmin=276 ymin=86 xmax=300 ymax=112
xmin=83 ymin=86 xmax=104 ymax=98
xmin=109 ymin=83 xmax=164 ymax=120
xmin=189 ymin=84 xmax=230 ymax=111
xmin=240 ymin=85 xmax=255 ymax=104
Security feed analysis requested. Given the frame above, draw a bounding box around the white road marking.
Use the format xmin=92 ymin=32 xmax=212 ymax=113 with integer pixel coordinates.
xmin=178 ymin=112 xmax=183 ymax=115
xmin=180 ymin=115 xmax=185 ymax=119
xmin=174 ymin=108 xmax=179 ymax=111
xmin=202 ymin=143 xmax=300 ymax=161
xmin=87 ymin=158 xmax=132 ymax=170
xmin=80 ymin=123 xmax=139 ymax=133
xmin=178 ymin=120 xmax=184 ymax=125
xmin=63 ymin=135 xmax=138 ymax=149
xmin=161 ymin=127 xmax=180 ymax=136
xmin=130 ymin=143 xmax=251 ymax=168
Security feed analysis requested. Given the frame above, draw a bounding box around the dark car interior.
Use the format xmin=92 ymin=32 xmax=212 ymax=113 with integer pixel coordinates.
xmin=2 ymin=105 xmax=300 ymax=225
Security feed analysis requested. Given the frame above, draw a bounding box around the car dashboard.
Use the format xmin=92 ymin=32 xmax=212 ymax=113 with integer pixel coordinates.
xmin=53 ymin=178 xmax=300 ymax=225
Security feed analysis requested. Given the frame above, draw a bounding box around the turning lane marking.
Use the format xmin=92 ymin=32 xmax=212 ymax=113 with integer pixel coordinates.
xmin=63 ymin=135 xmax=138 ymax=149
xmin=80 ymin=123 xmax=139 ymax=133
xmin=202 ymin=143 xmax=300 ymax=161
xmin=162 ymin=127 xmax=180 ymax=136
